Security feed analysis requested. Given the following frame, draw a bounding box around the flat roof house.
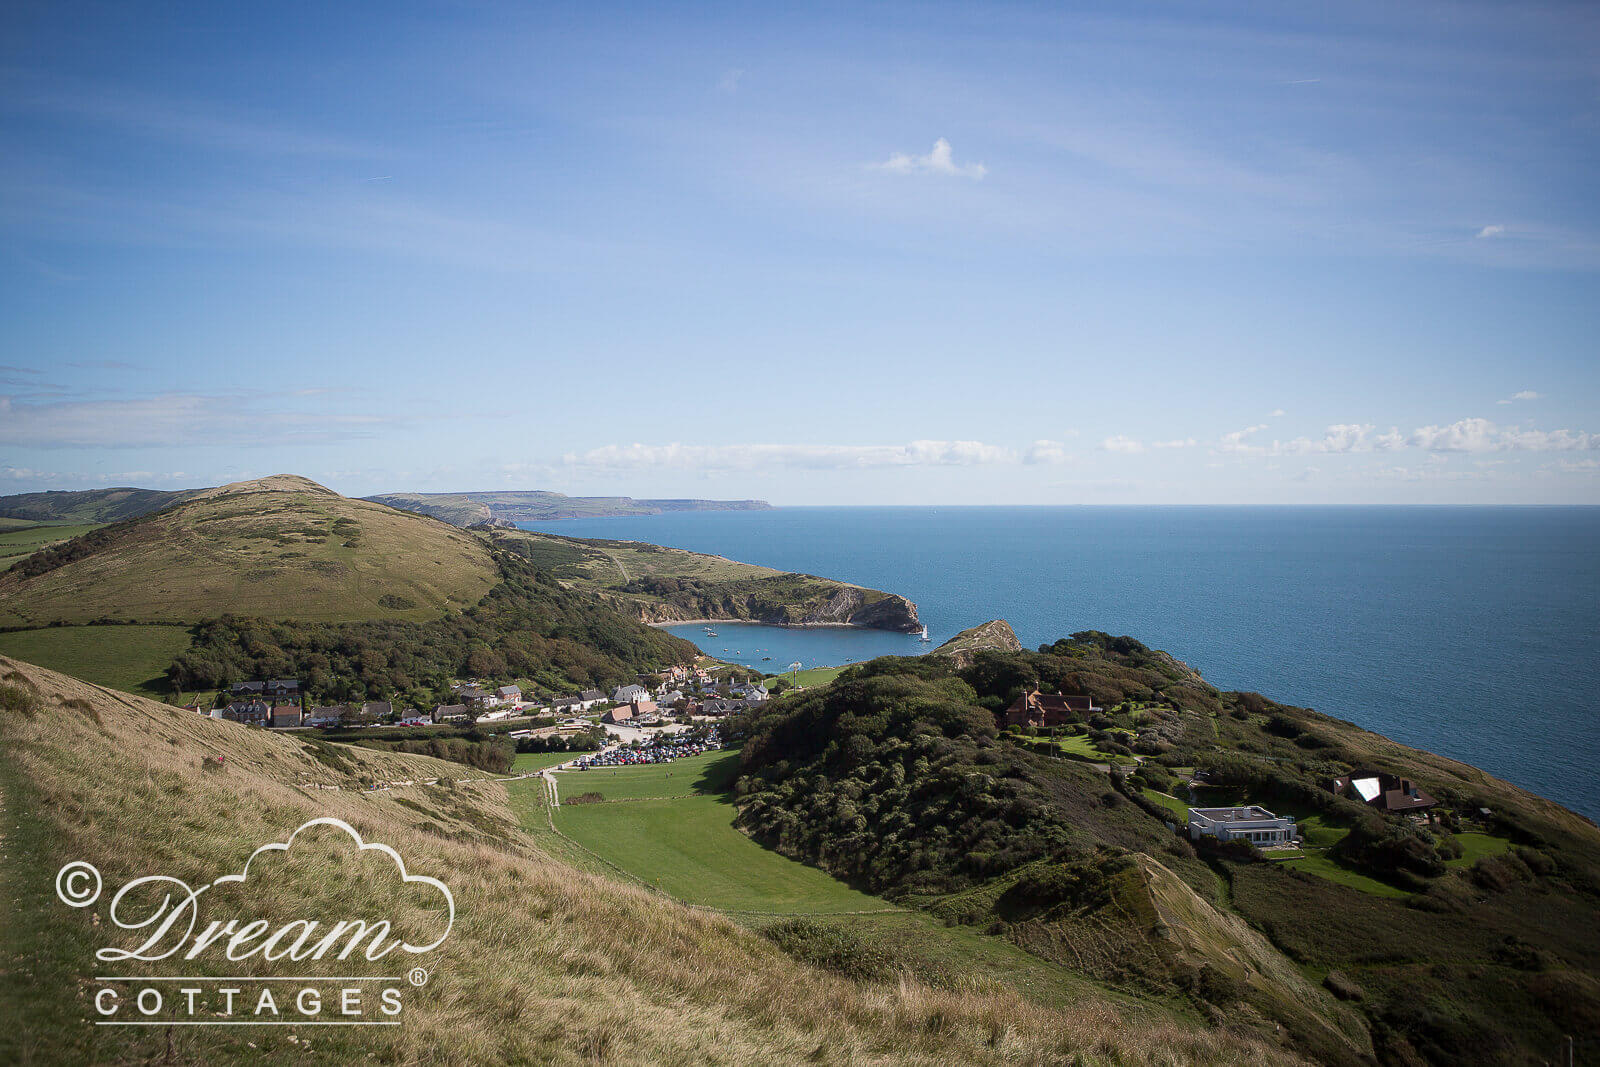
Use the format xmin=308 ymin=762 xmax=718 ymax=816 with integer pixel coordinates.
xmin=1187 ymin=806 xmax=1298 ymax=846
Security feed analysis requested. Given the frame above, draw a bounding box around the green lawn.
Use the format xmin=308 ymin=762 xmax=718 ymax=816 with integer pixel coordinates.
xmin=516 ymin=750 xmax=887 ymax=913
xmin=1015 ymin=732 xmax=1136 ymax=764
xmin=510 ymin=751 xmax=584 ymax=774
xmin=1142 ymin=788 xmax=1190 ymax=820
xmin=0 ymin=624 xmax=194 ymax=698
xmin=1444 ymin=830 xmax=1514 ymax=868
xmin=765 ymin=664 xmax=849 ymax=689
xmin=558 ymin=749 xmax=735 ymax=800
xmin=0 ymin=523 xmax=102 ymax=571
xmin=1280 ymin=853 xmax=1413 ymax=899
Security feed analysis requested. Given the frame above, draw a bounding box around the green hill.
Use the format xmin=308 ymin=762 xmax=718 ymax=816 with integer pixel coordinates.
xmin=488 ymin=528 xmax=922 ymax=631
xmin=734 ymin=637 xmax=1600 ymax=1066
xmin=365 ymin=489 xmax=773 ymax=525
xmin=0 ymin=655 xmax=1283 ymax=1066
xmin=0 ymin=476 xmax=704 ymax=699
xmin=0 ymin=475 xmax=499 ymax=627
xmin=0 ymin=485 xmax=199 ymax=524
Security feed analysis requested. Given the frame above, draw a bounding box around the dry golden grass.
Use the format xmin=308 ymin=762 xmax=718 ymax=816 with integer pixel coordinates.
xmin=0 ymin=655 xmax=1295 ymax=1065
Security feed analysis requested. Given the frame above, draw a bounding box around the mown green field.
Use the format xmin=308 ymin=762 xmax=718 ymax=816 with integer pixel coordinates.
xmin=0 ymin=523 xmax=103 ymax=571
xmin=0 ymin=624 xmax=193 ymax=698
xmin=561 ymin=750 xmax=731 ymax=800
xmin=765 ymin=664 xmax=849 ymax=689
xmin=522 ymin=750 xmax=886 ymax=913
xmin=509 ymin=750 xmax=584 ymax=774
xmin=509 ymin=748 xmax=1195 ymax=1021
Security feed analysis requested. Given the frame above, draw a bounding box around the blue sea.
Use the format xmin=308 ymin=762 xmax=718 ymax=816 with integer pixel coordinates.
xmin=520 ymin=507 xmax=1600 ymax=821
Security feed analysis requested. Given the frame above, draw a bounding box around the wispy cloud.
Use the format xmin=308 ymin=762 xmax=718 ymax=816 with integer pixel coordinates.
xmin=1218 ymin=417 xmax=1597 ymax=457
xmin=65 ymin=359 xmax=137 ymax=371
xmin=1496 ymin=389 xmax=1541 ymax=404
xmin=1022 ymin=439 xmax=1075 ymax=464
xmin=0 ymin=393 xmax=404 ymax=448
xmin=562 ymin=440 xmax=1018 ymax=472
xmin=1477 ymin=224 xmax=1506 ymax=238
xmin=1101 ymin=434 xmax=1145 ymax=454
xmin=873 ymin=138 xmax=987 ymax=179
xmin=9 ymin=80 xmax=373 ymax=158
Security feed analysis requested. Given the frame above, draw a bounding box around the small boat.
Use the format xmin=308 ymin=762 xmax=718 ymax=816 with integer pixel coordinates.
xmin=705 ymin=630 xmax=718 ymax=637
xmin=918 ymin=626 xmax=931 ymax=642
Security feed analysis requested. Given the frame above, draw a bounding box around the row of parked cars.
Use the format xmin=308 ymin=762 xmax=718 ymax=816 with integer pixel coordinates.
xmin=572 ymin=731 xmax=723 ymax=769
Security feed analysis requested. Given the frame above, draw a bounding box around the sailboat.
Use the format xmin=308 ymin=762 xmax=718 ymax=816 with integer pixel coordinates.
xmin=918 ymin=626 xmax=931 ymax=642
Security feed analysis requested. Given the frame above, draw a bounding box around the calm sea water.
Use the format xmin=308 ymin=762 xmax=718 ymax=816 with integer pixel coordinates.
xmin=521 ymin=507 xmax=1600 ymax=820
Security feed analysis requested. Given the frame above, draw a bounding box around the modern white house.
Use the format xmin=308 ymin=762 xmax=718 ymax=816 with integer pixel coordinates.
xmin=1186 ymin=806 xmax=1298 ymax=846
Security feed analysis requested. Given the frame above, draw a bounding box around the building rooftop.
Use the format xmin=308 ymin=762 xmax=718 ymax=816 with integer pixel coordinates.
xmin=1187 ymin=805 xmax=1289 ymax=823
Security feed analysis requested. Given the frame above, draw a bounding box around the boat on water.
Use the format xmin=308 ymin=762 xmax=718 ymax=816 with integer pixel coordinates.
xmin=705 ymin=629 xmax=718 ymax=637
xmin=918 ymin=626 xmax=931 ymax=642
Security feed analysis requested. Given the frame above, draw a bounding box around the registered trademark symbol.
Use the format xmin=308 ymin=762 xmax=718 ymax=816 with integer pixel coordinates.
xmin=407 ymin=967 xmax=428 ymax=987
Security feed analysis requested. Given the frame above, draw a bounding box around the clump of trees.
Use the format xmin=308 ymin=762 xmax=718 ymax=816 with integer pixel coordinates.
xmin=736 ymin=660 xmax=1074 ymax=895
xmin=165 ymin=554 xmax=696 ymax=700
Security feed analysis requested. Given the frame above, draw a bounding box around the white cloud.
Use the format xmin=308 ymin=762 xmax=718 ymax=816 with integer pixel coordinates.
xmin=1217 ymin=423 xmax=1406 ymax=456
xmin=562 ymin=440 xmax=1018 ymax=472
xmin=1022 ymin=439 xmax=1074 ymax=464
xmin=1408 ymin=417 xmax=1591 ymax=453
xmin=1100 ymin=434 xmax=1145 ymax=454
xmin=1216 ymin=424 xmax=1270 ymax=453
xmin=1151 ymin=438 xmax=1197 ymax=449
xmin=873 ymin=138 xmax=987 ymax=179
xmin=1269 ymin=409 xmax=1287 ymax=417
xmin=1477 ymin=224 xmax=1506 ymax=238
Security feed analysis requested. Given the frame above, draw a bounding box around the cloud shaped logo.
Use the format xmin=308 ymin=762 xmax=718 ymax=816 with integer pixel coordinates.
xmin=214 ymin=817 xmax=455 ymax=953
xmin=65 ymin=816 xmax=457 ymax=963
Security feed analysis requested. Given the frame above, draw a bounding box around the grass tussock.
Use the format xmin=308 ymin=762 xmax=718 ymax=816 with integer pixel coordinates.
xmin=0 ymin=655 xmax=1292 ymax=1065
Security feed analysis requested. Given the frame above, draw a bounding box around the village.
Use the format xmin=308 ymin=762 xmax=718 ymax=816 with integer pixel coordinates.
xmin=192 ymin=661 xmax=772 ymax=733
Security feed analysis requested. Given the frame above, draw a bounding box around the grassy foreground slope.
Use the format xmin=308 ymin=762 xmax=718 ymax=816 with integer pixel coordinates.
xmin=489 ymin=528 xmax=922 ymax=631
xmin=0 ymin=656 xmax=1283 ymax=1066
xmin=0 ymin=475 xmax=498 ymax=627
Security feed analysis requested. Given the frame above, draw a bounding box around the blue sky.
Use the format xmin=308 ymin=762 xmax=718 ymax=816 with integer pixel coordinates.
xmin=2 ymin=0 xmax=1596 ymax=504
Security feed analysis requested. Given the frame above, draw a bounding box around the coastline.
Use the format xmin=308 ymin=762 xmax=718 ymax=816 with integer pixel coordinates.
xmin=647 ymin=618 xmax=890 ymax=631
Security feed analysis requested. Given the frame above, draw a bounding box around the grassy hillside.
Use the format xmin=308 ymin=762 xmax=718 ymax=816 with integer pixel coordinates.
xmin=0 ymin=475 xmax=499 ymax=627
xmin=489 ymin=529 xmax=921 ymax=631
xmin=366 ymin=489 xmax=772 ymax=525
xmin=0 ymin=624 xmax=194 ymax=698
xmin=731 ymin=639 xmax=1600 ymax=1066
xmin=0 ymin=655 xmax=1284 ymax=1066
xmin=0 ymin=522 xmax=104 ymax=571
xmin=0 ymin=486 xmax=198 ymax=523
